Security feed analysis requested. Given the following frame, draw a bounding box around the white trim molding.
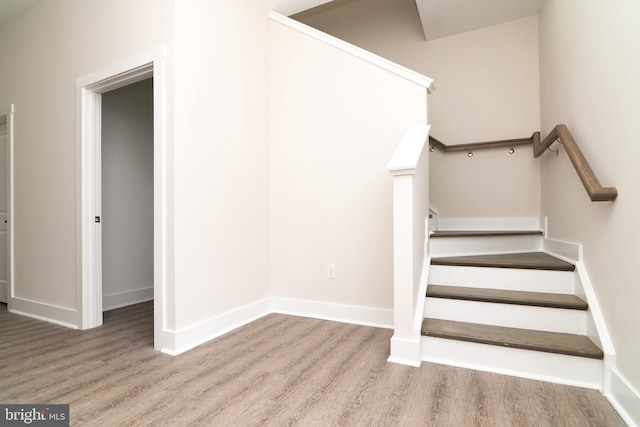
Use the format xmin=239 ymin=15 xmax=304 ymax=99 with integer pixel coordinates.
xmin=269 ymin=12 xmax=434 ymax=92
xmin=544 ymin=237 xmax=617 ymax=396
xmin=543 ymin=235 xmax=581 ymax=261
xmin=161 ymin=297 xmax=393 ymax=356
xmin=271 ymin=297 xmax=393 ymax=329
xmin=608 ymin=368 xmax=640 ymax=427
xmin=103 ymin=287 xmax=154 ymax=312
xmin=162 ymin=298 xmax=272 ymax=356
xmin=0 ymin=105 xmax=15 ymax=312
xmin=76 ymin=46 xmax=169 ymax=353
xmin=9 ymin=297 xmax=79 ymax=329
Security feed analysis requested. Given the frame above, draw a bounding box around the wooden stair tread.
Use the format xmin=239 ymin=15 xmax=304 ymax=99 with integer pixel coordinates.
xmin=430 ymin=230 xmax=543 ymax=238
xmin=422 ymin=318 xmax=603 ymax=359
xmin=431 ymin=252 xmax=575 ymax=271
xmin=427 ymin=285 xmax=588 ymax=310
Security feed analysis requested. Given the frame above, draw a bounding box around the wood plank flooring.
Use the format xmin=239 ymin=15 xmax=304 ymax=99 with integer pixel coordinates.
xmin=0 ymin=302 xmax=625 ymax=426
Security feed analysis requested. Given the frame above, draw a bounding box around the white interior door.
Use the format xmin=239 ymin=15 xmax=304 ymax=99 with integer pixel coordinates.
xmin=0 ymin=129 xmax=7 ymax=303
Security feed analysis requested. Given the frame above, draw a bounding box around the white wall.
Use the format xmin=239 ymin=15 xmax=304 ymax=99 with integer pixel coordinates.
xmin=294 ymin=0 xmax=541 ymax=218
xmin=171 ymin=0 xmax=272 ymax=333
xmin=101 ymin=79 xmax=154 ymax=310
xmin=0 ymin=0 xmax=274 ymax=343
xmin=539 ymin=0 xmax=640 ymax=418
xmin=269 ymin=18 xmax=428 ymax=313
xmin=0 ymin=0 xmax=174 ymax=325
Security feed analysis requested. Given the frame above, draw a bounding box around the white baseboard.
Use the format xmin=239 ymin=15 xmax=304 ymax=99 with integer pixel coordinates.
xmin=103 ymin=286 xmax=153 ymax=311
xmin=0 ymin=281 xmax=6 ymax=303
xmin=9 ymin=297 xmax=79 ymax=329
xmin=10 ymin=290 xmax=391 ymax=359
xmin=161 ymin=297 xmax=393 ymax=356
xmin=8 ymin=292 xmax=392 ymax=356
xmin=543 ymin=236 xmax=581 ymax=261
xmin=271 ymin=297 xmax=393 ymax=329
xmin=161 ymin=298 xmax=272 ymax=356
xmin=607 ymin=368 xmax=640 ymax=427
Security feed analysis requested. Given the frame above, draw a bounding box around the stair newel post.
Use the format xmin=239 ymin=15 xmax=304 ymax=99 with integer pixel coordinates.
xmin=386 ymin=125 xmax=431 ymax=367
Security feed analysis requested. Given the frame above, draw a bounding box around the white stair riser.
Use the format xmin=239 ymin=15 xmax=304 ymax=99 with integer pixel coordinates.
xmin=421 ymin=336 xmax=603 ymax=390
xmin=428 ymin=265 xmax=575 ymax=294
xmin=429 ymin=235 xmax=543 ymax=257
xmin=424 ymin=298 xmax=587 ymax=335
xmin=436 ymin=217 xmax=542 ymax=231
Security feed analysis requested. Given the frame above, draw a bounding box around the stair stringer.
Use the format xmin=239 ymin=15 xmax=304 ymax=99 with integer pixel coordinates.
xmin=545 ymin=238 xmax=640 ymax=426
xmin=543 ymin=237 xmax=617 ymax=394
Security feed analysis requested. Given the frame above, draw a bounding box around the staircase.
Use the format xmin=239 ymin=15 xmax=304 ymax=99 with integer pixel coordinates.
xmin=422 ymin=229 xmax=605 ymax=389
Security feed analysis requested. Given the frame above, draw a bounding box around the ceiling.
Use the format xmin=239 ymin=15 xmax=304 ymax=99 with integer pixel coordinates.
xmin=414 ymin=0 xmax=542 ymax=40
xmin=0 ymin=0 xmax=543 ymax=42
xmin=279 ymin=0 xmax=542 ymax=41
xmin=0 ymin=0 xmax=38 ymax=29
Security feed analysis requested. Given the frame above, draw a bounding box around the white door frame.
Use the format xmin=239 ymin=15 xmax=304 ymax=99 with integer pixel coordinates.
xmin=77 ymin=47 xmax=167 ymax=351
xmin=0 ymin=105 xmax=15 ymax=307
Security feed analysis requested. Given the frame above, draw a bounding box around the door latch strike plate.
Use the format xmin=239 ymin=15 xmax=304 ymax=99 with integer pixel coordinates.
xmin=95 ymin=216 xmax=101 ymax=223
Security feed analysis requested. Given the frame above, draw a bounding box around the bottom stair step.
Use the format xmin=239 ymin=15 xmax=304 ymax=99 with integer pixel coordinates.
xmin=421 ymin=318 xmax=603 ymax=359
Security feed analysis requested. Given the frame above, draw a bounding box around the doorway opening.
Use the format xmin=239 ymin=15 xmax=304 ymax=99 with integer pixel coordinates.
xmin=77 ymin=48 xmax=167 ymax=351
xmin=101 ymin=79 xmax=154 ymax=312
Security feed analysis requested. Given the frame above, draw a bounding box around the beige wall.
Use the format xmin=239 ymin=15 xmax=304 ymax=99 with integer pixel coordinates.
xmin=0 ymin=0 xmax=174 ymax=319
xmin=269 ymin=18 xmax=427 ymax=310
xmin=0 ymin=0 xmax=274 ymax=336
xmin=539 ymin=0 xmax=640 ymax=392
xmin=295 ymin=0 xmax=541 ymax=218
xmin=172 ymin=0 xmax=272 ymax=330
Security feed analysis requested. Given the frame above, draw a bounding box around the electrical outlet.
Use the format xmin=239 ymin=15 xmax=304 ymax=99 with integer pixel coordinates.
xmin=327 ymin=264 xmax=336 ymax=279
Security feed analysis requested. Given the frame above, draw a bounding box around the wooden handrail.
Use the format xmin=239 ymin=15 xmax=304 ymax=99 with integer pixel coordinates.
xmin=534 ymin=124 xmax=617 ymax=202
xmin=430 ymin=126 xmax=617 ymax=202
xmin=429 ymin=133 xmax=537 ymax=152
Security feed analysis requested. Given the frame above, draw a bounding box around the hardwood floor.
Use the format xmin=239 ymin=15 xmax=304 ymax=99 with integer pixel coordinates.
xmin=0 ymin=302 xmax=626 ymax=426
